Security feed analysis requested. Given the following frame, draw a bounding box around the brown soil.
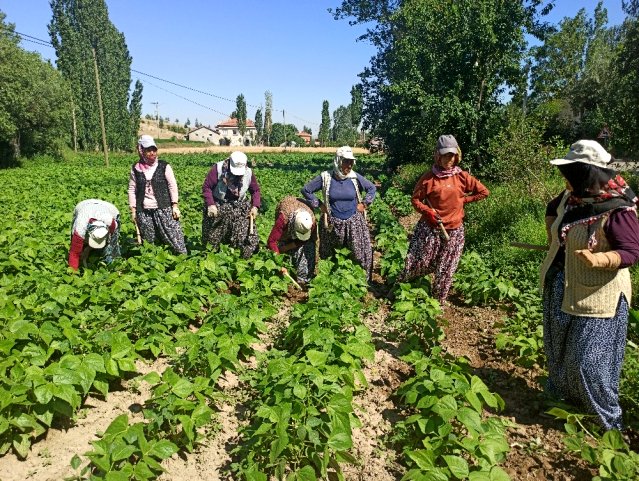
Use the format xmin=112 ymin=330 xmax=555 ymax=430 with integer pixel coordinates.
xmin=0 ymin=259 xmax=600 ymax=481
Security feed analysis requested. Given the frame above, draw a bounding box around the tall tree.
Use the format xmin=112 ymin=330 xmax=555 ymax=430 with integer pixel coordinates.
xmin=530 ymin=3 xmax=618 ymax=142
xmin=332 ymin=0 xmax=553 ymax=168
xmin=0 ymin=12 xmax=71 ymax=166
xmin=254 ymin=107 xmax=264 ymax=144
xmin=270 ymin=123 xmax=303 ymax=146
xmin=332 ymin=105 xmax=357 ymax=145
xmin=611 ymin=1 xmax=639 ymax=156
xmin=236 ymin=94 xmax=247 ymax=138
xmin=350 ymin=84 xmax=364 ymax=145
xmin=128 ymin=80 xmax=143 ymax=144
xmin=49 ymin=0 xmax=140 ymax=151
xmin=264 ymin=91 xmax=273 ymax=146
xmin=303 ymin=125 xmax=312 ymax=135
xmin=319 ymin=100 xmax=331 ymax=146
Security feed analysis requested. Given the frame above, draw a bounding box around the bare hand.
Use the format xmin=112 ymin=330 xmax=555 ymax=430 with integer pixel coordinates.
xmin=357 ymin=202 xmax=366 ymax=213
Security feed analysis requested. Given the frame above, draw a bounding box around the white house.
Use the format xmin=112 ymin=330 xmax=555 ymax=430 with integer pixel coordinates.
xmin=186 ymin=126 xmax=223 ymax=144
xmin=214 ymin=118 xmax=257 ymax=146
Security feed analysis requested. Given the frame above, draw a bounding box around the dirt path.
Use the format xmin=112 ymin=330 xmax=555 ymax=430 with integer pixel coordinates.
xmin=440 ymin=303 xmax=596 ymax=480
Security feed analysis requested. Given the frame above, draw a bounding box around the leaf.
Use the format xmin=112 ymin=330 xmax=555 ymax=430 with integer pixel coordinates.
xmin=293 ymin=384 xmax=307 ymax=399
xmin=442 ymin=455 xmax=469 ymax=479
xmin=112 ymin=443 xmax=137 ymax=462
xmin=172 ymin=378 xmax=194 ymax=398
xmin=327 ymin=432 xmax=352 ymax=451
xmin=456 ymin=407 xmax=483 ymax=434
xmin=104 ymin=414 xmax=129 ymax=438
xmin=12 ymin=433 xmax=31 ymax=459
xmin=489 ymin=466 xmax=511 ymax=481
xmin=296 ymin=465 xmax=317 ymax=481
xmin=70 ymin=454 xmax=82 ymax=470
xmin=406 ymin=449 xmax=435 ymax=470
xmin=149 ymin=439 xmax=178 ymax=459
xmin=306 ymin=350 xmax=329 ymax=366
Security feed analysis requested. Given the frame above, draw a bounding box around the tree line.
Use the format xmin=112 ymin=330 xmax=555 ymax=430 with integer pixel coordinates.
xmin=331 ymin=0 xmax=639 ymax=173
xmin=2 ymin=1 xmax=637 ymax=167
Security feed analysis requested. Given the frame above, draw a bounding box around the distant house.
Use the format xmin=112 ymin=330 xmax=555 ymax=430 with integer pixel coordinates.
xmin=297 ymin=131 xmax=311 ymax=145
xmin=186 ymin=126 xmax=222 ymax=144
xmin=214 ymin=118 xmax=257 ymax=146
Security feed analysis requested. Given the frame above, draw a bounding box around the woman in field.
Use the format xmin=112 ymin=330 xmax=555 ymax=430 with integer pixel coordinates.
xmin=301 ymin=146 xmax=376 ymax=279
xmin=541 ymin=139 xmax=639 ymax=431
xmin=267 ymin=196 xmax=317 ymax=285
xmin=68 ymin=199 xmax=120 ymax=270
xmin=398 ymin=135 xmax=489 ymax=304
xmin=201 ymin=151 xmax=261 ymax=257
xmin=128 ymin=135 xmax=187 ymax=254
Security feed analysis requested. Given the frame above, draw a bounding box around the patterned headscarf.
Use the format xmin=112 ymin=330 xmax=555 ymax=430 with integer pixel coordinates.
xmin=137 ymin=142 xmax=158 ymax=169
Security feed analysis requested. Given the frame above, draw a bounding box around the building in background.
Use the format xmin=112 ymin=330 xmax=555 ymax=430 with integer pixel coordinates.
xmin=214 ymin=118 xmax=257 ymax=146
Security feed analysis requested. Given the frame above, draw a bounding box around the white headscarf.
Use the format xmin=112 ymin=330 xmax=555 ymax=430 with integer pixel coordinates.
xmin=333 ymin=148 xmax=357 ymax=180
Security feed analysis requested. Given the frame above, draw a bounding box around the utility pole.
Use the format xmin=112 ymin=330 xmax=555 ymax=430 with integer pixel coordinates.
xmin=151 ymin=102 xmax=160 ymax=140
xmin=283 ymin=109 xmax=287 ymax=149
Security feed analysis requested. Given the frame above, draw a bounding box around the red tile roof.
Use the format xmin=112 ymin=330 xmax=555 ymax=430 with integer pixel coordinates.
xmin=215 ymin=118 xmax=256 ymax=128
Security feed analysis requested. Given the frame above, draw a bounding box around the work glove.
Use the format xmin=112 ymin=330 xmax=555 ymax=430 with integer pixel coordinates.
xmin=207 ymin=204 xmax=219 ymax=218
xmin=424 ymin=208 xmax=441 ymax=228
xmin=250 ymin=206 xmax=258 ymax=219
xmin=575 ymin=249 xmax=621 ymax=269
xmin=171 ymin=204 xmax=181 ymax=220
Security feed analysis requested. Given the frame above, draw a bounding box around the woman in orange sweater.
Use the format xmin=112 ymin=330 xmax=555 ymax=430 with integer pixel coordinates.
xmin=399 ymin=135 xmax=489 ymax=304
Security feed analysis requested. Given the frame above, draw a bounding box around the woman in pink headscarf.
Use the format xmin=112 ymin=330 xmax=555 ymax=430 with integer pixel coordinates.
xmin=127 ymin=135 xmax=187 ymax=254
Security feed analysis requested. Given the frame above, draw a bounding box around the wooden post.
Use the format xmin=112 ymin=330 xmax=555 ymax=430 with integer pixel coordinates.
xmin=92 ymin=47 xmax=109 ymax=167
xmin=71 ymin=99 xmax=78 ymax=152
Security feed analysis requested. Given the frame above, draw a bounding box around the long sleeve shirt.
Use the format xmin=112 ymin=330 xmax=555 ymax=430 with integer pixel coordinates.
xmin=301 ymin=172 xmax=376 ymax=220
xmin=411 ymin=170 xmax=489 ymax=229
xmin=201 ymin=167 xmax=261 ymax=208
xmin=267 ymin=213 xmax=318 ymax=253
xmin=127 ymin=162 xmax=179 ymax=209
xmin=68 ymin=200 xmax=119 ymax=270
xmin=546 ymin=193 xmax=639 ymax=268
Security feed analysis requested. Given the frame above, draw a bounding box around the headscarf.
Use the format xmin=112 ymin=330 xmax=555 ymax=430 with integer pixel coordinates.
xmin=220 ymin=158 xmax=243 ymax=197
xmin=431 ymin=146 xmax=462 ymax=178
xmin=136 ymin=142 xmax=158 ymax=171
xmin=559 ymin=174 xmax=637 ymax=248
xmin=333 ymin=153 xmax=357 ymax=180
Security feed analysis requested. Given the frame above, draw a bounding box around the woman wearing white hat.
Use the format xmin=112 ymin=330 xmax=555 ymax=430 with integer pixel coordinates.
xmin=541 ymin=139 xmax=639 ymax=431
xmin=128 ymin=135 xmax=187 ymax=254
xmin=68 ymin=199 xmax=121 ymax=270
xmin=267 ymin=196 xmax=317 ymax=284
xmin=301 ymin=146 xmax=376 ymax=279
xmin=202 ymin=151 xmax=262 ymax=257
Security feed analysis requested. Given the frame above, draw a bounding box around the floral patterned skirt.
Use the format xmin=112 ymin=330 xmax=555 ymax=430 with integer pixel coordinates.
xmin=137 ymin=207 xmax=187 ymax=254
xmin=201 ymin=199 xmax=258 ymax=258
xmin=399 ymin=220 xmax=464 ymax=303
xmin=543 ymin=270 xmax=628 ymax=430
xmin=319 ymin=212 xmax=372 ymax=279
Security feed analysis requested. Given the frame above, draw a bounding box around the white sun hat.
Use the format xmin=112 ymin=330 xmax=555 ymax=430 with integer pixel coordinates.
xmin=336 ymin=146 xmax=356 ymax=161
xmin=87 ymin=221 xmax=109 ymax=249
xmin=293 ymin=210 xmax=313 ymax=241
xmin=550 ymin=139 xmax=612 ymax=168
xmin=229 ymin=151 xmax=248 ymax=175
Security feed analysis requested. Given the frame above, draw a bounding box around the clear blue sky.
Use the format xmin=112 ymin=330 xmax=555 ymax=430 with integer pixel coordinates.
xmin=1 ymin=1 xmax=629 ymax=132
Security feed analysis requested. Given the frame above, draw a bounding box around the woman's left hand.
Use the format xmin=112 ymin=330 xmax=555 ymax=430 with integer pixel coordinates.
xmin=357 ymin=202 xmax=366 ymax=213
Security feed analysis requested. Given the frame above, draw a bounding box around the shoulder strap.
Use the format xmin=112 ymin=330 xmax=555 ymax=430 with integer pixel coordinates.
xmin=321 ymin=171 xmax=332 ymax=215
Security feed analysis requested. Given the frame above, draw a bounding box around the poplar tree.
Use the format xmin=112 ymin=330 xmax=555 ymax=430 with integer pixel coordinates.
xmin=236 ymin=94 xmax=247 ymax=137
xmin=254 ymin=107 xmax=263 ymax=144
xmin=264 ymin=91 xmax=273 ymax=146
xmin=319 ymin=100 xmax=330 ymax=146
xmin=49 ymin=0 xmax=141 ymax=151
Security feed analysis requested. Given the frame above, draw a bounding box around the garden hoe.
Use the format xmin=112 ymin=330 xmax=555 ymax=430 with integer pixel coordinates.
xmin=424 ymin=197 xmax=449 ymax=241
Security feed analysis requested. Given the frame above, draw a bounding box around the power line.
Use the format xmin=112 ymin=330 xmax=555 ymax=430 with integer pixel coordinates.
xmin=8 ymin=27 xmax=321 ymax=128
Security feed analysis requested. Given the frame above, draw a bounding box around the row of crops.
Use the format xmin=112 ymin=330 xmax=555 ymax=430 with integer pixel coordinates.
xmin=1 ymin=151 xmax=638 ymax=480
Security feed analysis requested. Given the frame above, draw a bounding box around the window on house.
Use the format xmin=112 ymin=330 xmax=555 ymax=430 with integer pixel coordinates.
xmin=233 ymin=130 xmax=238 ymax=135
